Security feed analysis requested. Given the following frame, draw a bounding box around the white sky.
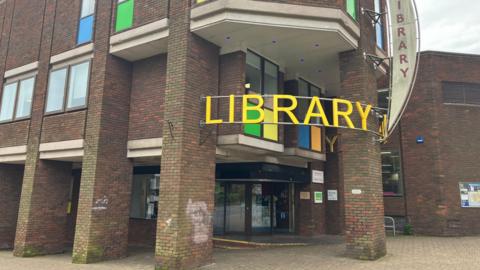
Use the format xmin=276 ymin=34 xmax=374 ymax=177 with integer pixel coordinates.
xmin=415 ymin=0 xmax=480 ymax=54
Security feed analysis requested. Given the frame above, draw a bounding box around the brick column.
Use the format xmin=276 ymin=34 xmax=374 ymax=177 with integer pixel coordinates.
xmin=13 ymin=0 xmax=73 ymax=257
xmin=0 ymin=165 xmax=23 ymax=249
xmin=155 ymin=0 xmax=219 ymax=269
xmin=338 ymin=49 xmax=386 ymax=260
xmin=72 ymin=1 xmax=133 ymax=264
xmin=297 ymin=162 xmax=326 ymax=236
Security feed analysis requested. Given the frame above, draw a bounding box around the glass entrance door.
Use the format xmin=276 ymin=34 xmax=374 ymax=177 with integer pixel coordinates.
xmin=251 ymin=183 xmax=272 ymax=233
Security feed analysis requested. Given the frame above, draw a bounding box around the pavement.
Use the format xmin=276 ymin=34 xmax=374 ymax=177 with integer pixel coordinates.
xmin=1 ymin=236 xmax=480 ymax=270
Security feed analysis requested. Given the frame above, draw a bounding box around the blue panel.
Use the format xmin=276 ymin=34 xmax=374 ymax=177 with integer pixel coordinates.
xmin=77 ymin=15 xmax=94 ymax=45
xmin=376 ymin=23 xmax=384 ymax=49
xmin=298 ymin=125 xmax=310 ymax=149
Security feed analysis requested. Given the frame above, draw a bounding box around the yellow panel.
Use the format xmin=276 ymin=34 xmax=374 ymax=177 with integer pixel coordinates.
xmin=311 ymin=126 xmax=322 ymax=152
xmin=264 ymin=109 xmax=278 ymax=141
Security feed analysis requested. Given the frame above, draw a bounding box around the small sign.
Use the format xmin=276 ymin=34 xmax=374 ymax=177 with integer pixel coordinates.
xmin=312 ymin=170 xmax=324 ymax=184
xmin=300 ymin=192 xmax=311 ymax=200
xmin=327 ymin=190 xmax=338 ymax=201
xmin=352 ymin=189 xmax=362 ymax=195
xmin=416 ymin=136 xmax=425 ymax=144
xmin=314 ymin=192 xmax=323 ymax=204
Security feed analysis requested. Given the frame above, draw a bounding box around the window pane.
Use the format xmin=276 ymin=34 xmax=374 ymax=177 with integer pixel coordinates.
xmin=465 ymin=84 xmax=480 ymax=105
xmin=15 ymin=77 xmax=35 ymax=119
xmin=264 ymin=60 xmax=278 ymax=95
xmin=115 ymin=0 xmax=134 ymax=32
xmin=0 ymin=83 xmax=18 ymax=122
xmin=246 ymin=51 xmax=262 ymax=94
xmin=346 ymin=0 xmax=357 ymax=20
xmin=378 ymin=90 xmax=389 ymax=109
xmin=442 ymin=82 xmax=465 ymax=104
xmin=77 ymin=15 xmax=94 ymax=45
xmin=46 ymin=68 xmax=67 ymax=112
xmin=81 ymin=0 xmax=95 ymax=18
xmin=67 ymin=62 xmax=90 ymax=109
xmin=244 ymin=102 xmax=262 ymax=137
xmin=382 ymin=151 xmax=403 ymax=196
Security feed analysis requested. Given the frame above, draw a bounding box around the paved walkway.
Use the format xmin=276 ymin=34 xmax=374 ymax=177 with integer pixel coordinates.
xmin=1 ymin=236 xmax=479 ymax=270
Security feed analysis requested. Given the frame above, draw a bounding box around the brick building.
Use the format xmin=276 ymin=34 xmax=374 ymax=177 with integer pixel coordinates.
xmin=382 ymin=51 xmax=480 ymax=236
xmin=0 ymin=0 xmax=398 ymax=269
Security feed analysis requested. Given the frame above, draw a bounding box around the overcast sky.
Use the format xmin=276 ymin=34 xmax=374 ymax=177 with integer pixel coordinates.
xmin=415 ymin=0 xmax=480 ymax=54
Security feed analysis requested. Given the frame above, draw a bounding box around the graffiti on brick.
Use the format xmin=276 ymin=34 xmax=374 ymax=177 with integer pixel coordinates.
xmin=186 ymin=199 xmax=210 ymax=244
xmin=92 ymin=196 xmax=109 ymax=211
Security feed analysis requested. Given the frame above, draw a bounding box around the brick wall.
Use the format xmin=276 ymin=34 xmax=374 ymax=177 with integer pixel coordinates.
xmin=51 ymin=0 xmax=81 ymax=55
xmin=41 ymin=112 xmax=86 ymax=143
xmin=0 ymin=164 xmax=23 ymax=249
xmin=5 ymin=0 xmax=44 ymax=70
xmin=112 ymin=0 xmax=168 ymax=34
xmin=401 ymin=52 xmax=480 ymax=236
xmin=128 ymin=54 xmax=167 ymax=141
xmin=128 ymin=219 xmax=156 ymax=247
xmin=0 ymin=121 xmax=30 ymax=147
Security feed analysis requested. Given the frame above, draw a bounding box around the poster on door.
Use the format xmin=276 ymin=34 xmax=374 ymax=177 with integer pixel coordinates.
xmin=459 ymin=182 xmax=480 ymax=208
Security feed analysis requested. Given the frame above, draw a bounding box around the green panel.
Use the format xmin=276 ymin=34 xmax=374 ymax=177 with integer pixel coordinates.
xmin=244 ymin=103 xmax=261 ymax=137
xmin=115 ymin=0 xmax=134 ymax=32
xmin=346 ymin=0 xmax=357 ymax=20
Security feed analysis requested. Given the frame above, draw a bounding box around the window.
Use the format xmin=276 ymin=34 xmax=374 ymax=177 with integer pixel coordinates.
xmin=244 ymin=50 xmax=279 ymax=141
xmin=297 ymin=79 xmax=323 ymax=152
xmin=377 ymin=89 xmax=389 ymax=110
xmin=115 ymin=0 xmax=134 ymax=32
xmin=374 ymin=0 xmax=384 ymax=49
xmin=46 ymin=61 xmax=90 ymax=113
xmin=130 ymin=173 xmax=159 ymax=219
xmin=0 ymin=77 xmax=35 ymax=123
xmin=346 ymin=0 xmax=357 ymax=20
xmin=382 ymin=151 xmax=403 ymax=196
xmin=443 ymin=82 xmax=480 ymax=106
xmin=77 ymin=0 xmax=95 ymax=44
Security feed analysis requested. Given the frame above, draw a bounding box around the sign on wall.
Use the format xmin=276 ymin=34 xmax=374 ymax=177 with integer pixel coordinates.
xmin=327 ymin=190 xmax=338 ymax=201
xmin=459 ymin=183 xmax=480 ymax=208
xmin=314 ymin=192 xmax=323 ymax=204
xmin=312 ymin=170 xmax=324 ymax=184
xmin=386 ymin=0 xmax=420 ymax=136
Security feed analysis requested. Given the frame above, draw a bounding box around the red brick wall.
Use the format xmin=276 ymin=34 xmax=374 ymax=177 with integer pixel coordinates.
xmin=401 ymin=52 xmax=480 ymax=236
xmin=51 ymin=0 xmax=82 ymax=56
xmin=6 ymin=0 xmax=44 ymax=70
xmin=128 ymin=54 xmax=167 ymax=140
xmin=112 ymin=0 xmax=168 ymax=34
xmin=0 ymin=121 xmax=30 ymax=147
xmin=0 ymin=164 xmax=23 ymax=250
xmin=41 ymin=111 xmax=86 ymax=143
xmin=128 ymin=219 xmax=156 ymax=247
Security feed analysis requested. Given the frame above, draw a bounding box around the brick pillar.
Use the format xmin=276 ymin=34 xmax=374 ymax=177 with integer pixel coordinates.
xmin=72 ymin=1 xmax=133 ymax=264
xmin=338 ymin=49 xmax=386 ymax=259
xmin=297 ymin=162 xmax=326 ymax=236
xmin=0 ymin=165 xmax=23 ymax=249
xmin=155 ymin=0 xmax=219 ymax=269
xmin=13 ymin=0 xmax=71 ymax=257
xmin=14 ymin=161 xmax=72 ymax=256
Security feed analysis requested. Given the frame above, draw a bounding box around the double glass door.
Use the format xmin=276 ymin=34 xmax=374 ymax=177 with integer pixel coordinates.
xmin=214 ymin=182 xmax=294 ymax=235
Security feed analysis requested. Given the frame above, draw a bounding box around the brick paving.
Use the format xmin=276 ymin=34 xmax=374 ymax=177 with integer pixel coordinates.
xmin=0 ymin=236 xmax=479 ymax=270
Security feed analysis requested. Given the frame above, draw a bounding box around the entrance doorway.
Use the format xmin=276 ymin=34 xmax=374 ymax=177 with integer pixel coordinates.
xmin=214 ymin=182 xmax=295 ymax=235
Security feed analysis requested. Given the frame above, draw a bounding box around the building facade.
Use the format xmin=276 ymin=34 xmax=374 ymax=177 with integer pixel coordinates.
xmin=383 ymin=51 xmax=480 ymax=236
xmin=0 ymin=0 xmax=390 ymax=269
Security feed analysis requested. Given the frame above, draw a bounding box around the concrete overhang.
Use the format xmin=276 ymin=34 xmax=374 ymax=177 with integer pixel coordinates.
xmin=0 ymin=145 xmax=27 ymax=164
xmin=282 ymin=147 xmax=326 ymax=162
xmin=39 ymin=139 xmax=84 ymax=162
xmin=191 ymin=0 xmax=360 ymax=91
xmin=217 ymin=134 xmax=284 ymax=155
xmin=110 ymin=18 xmax=169 ymax=61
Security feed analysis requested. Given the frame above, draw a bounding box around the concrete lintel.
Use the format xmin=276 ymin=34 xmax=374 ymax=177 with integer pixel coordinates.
xmin=50 ymin=44 xmax=94 ymax=65
xmin=127 ymin=138 xmax=163 ymax=158
xmin=39 ymin=139 xmax=84 ymax=161
xmin=4 ymin=62 xmax=39 ymax=79
xmin=0 ymin=145 xmax=27 ymax=163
